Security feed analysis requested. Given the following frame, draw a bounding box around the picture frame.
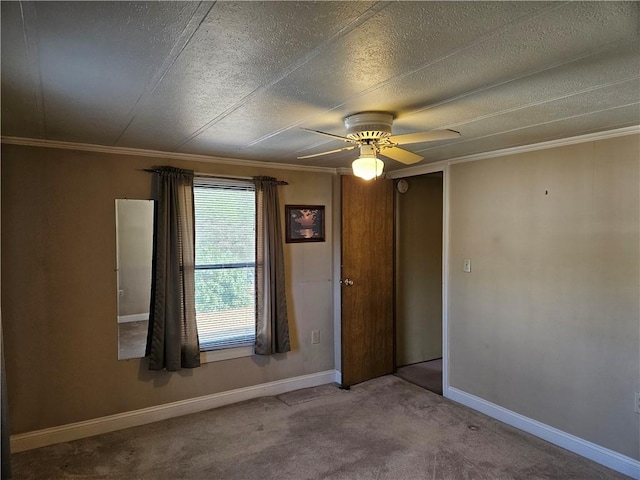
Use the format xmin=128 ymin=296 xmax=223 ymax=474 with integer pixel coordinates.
xmin=285 ymin=205 xmax=325 ymax=243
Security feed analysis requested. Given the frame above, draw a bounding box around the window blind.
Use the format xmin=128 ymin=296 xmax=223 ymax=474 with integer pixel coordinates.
xmin=193 ymin=177 xmax=256 ymax=351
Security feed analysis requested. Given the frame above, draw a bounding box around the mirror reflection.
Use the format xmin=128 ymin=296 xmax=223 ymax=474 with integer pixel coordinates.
xmin=116 ymin=199 xmax=154 ymax=359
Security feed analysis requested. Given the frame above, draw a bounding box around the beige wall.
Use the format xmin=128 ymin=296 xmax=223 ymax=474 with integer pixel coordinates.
xmin=1 ymin=144 xmax=335 ymax=434
xmin=396 ymin=173 xmax=443 ymax=366
xmin=448 ymin=134 xmax=640 ymax=459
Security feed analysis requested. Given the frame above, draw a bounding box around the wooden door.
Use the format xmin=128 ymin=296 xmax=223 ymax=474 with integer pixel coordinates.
xmin=341 ymin=175 xmax=394 ymax=386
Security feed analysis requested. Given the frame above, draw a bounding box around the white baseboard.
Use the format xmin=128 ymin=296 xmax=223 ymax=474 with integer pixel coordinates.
xmin=448 ymin=387 xmax=640 ymax=480
xmin=11 ymin=369 xmax=339 ymax=453
xmin=334 ymin=370 xmax=342 ymax=385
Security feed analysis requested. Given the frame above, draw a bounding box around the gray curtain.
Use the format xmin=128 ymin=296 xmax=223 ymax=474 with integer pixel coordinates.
xmin=146 ymin=167 xmax=200 ymax=371
xmin=1 ymin=326 xmax=11 ymax=479
xmin=254 ymin=177 xmax=290 ymax=355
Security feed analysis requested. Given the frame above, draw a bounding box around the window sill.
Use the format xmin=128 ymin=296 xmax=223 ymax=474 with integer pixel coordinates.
xmin=200 ymin=345 xmax=253 ymax=364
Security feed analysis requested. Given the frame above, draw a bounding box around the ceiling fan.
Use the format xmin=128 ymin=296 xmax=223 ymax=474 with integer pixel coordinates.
xmin=298 ymin=112 xmax=460 ymax=180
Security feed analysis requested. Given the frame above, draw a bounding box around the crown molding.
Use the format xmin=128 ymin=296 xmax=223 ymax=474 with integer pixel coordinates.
xmin=0 ymin=136 xmax=338 ymax=175
xmin=386 ymin=125 xmax=640 ymax=179
xmin=4 ymin=125 xmax=637 ymax=179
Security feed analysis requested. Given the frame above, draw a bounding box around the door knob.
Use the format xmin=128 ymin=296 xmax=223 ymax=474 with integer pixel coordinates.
xmin=342 ymin=278 xmax=354 ymax=286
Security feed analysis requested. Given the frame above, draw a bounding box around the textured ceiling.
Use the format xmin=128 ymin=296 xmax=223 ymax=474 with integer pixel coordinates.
xmin=2 ymin=1 xmax=639 ymax=172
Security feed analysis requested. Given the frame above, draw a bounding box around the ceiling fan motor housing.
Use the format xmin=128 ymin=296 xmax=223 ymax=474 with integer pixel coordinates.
xmin=344 ymin=112 xmax=393 ymax=141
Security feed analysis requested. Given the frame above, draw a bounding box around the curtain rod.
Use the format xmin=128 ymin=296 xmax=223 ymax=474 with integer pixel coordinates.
xmin=142 ymin=169 xmax=288 ymax=185
xmin=194 ymin=172 xmax=251 ymax=180
xmin=196 ymin=173 xmax=289 ymax=185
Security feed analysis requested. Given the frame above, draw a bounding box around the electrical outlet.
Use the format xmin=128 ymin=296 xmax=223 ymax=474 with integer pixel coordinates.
xmin=635 ymin=392 xmax=640 ymax=414
xmin=311 ymin=330 xmax=320 ymax=344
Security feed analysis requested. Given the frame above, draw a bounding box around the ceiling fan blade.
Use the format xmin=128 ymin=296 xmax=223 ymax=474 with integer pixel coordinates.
xmin=389 ymin=129 xmax=460 ymax=145
xmin=379 ymin=146 xmax=423 ymax=165
xmin=301 ymin=128 xmax=354 ymax=143
xmin=297 ymin=145 xmax=358 ymax=159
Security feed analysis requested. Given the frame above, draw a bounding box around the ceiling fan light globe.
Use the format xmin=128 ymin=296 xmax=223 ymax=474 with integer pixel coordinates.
xmin=352 ymin=156 xmax=384 ymax=181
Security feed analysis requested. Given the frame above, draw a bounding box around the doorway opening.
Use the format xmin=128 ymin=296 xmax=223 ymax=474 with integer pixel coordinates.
xmin=394 ymin=172 xmax=444 ymax=395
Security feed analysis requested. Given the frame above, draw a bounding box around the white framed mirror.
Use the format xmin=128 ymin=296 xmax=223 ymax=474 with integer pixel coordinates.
xmin=115 ymin=199 xmax=154 ymax=360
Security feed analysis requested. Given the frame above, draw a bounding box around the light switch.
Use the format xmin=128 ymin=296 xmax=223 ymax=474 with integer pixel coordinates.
xmin=463 ymin=258 xmax=471 ymax=273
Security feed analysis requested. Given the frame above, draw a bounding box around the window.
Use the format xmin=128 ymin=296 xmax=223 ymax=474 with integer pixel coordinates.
xmin=194 ymin=178 xmax=256 ymax=351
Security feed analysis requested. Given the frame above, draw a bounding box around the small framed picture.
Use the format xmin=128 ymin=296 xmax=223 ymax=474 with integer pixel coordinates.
xmin=285 ymin=205 xmax=325 ymax=243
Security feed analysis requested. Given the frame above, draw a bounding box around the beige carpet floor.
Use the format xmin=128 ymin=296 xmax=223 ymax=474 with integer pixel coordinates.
xmin=11 ymin=375 xmax=629 ymax=480
xmin=396 ymin=358 xmax=443 ymax=395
